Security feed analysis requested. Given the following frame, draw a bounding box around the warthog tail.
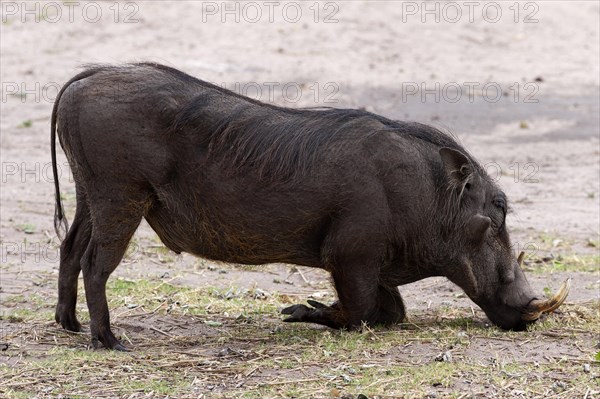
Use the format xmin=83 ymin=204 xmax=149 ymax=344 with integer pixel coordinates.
xmin=51 ymin=67 xmax=101 ymax=240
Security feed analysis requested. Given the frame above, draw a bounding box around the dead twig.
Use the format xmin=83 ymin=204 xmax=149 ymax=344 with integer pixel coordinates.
xmin=150 ymin=326 xmax=174 ymax=338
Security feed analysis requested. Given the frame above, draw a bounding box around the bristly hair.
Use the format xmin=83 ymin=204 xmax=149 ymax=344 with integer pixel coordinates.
xmin=172 ymin=98 xmax=384 ymax=180
xmin=79 ymin=63 xmax=472 ymax=182
xmin=161 ymin=77 xmax=468 ymax=180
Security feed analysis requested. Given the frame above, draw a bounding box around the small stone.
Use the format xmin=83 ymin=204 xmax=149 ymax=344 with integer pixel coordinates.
xmin=253 ymin=288 xmax=269 ymax=298
xmin=552 ymin=381 xmax=567 ymax=391
xmin=217 ymin=347 xmax=232 ymax=357
xmin=583 ymin=363 xmax=591 ymax=373
xmin=435 ymin=351 xmax=452 ymax=362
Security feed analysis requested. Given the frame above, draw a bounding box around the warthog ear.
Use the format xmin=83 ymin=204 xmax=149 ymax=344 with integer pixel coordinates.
xmin=469 ymin=214 xmax=491 ymax=242
xmin=439 ymin=147 xmax=472 ymax=185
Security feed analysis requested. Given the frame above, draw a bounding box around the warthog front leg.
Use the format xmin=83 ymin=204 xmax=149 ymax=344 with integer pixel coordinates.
xmin=282 ymin=285 xmax=405 ymax=329
xmin=281 ymin=300 xmax=342 ymax=329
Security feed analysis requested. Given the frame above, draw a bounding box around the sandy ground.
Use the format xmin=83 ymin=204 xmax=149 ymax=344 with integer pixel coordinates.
xmin=0 ymin=1 xmax=599 ymax=398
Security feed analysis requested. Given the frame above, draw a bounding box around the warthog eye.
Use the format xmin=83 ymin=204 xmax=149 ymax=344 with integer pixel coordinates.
xmin=491 ymin=194 xmax=508 ymax=230
xmin=493 ymin=195 xmax=507 ymax=214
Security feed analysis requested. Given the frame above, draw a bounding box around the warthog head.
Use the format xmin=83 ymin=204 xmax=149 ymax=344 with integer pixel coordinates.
xmin=438 ymin=147 xmax=569 ymax=330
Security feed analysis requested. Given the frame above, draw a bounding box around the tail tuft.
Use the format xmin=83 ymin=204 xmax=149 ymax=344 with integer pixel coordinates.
xmin=54 ymin=203 xmax=69 ymax=241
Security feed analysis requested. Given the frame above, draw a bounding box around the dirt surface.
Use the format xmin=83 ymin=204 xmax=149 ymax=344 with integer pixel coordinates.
xmin=1 ymin=1 xmax=599 ymax=398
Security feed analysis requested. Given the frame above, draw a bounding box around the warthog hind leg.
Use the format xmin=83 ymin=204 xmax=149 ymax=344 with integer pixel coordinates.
xmin=80 ymin=189 xmax=145 ymax=351
xmin=55 ymin=188 xmax=92 ymax=333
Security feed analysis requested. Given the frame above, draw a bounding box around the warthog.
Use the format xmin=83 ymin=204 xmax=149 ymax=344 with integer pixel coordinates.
xmin=51 ymin=63 xmax=569 ymax=351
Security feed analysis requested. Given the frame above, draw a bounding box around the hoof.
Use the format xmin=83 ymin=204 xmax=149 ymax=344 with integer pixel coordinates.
xmin=281 ymin=304 xmax=313 ymax=322
xmin=281 ymin=301 xmax=339 ymax=324
xmin=91 ymin=335 xmax=130 ymax=351
xmin=113 ymin=343 xmax=130 ymax=352
xmin=55 ymin=311 xmax=82 ymax=333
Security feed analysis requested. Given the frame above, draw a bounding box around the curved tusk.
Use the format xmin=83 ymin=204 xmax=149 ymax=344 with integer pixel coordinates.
xmin=521 ymin=278 xmax=571 ymax=322
xmin=517 ymin=251 xmax=525 ymax=267
xmin=541 ymin=278 xmax=571 ymax=313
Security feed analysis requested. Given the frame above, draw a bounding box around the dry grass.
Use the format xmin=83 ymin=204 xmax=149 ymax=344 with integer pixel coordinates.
xmin=1 ymin=273 xmax=598 ymax=399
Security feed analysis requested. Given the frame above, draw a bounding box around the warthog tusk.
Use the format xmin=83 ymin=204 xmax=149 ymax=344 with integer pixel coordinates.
xmin=521 ymin=278 xmax=571 ymax=322
xmin=517 ymin=251 xmax=525 ymax=267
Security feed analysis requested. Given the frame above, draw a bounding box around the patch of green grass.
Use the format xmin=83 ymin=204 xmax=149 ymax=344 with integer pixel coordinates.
xmin=526 ymin=253 xmax=599 ymax=274
xmin=59 ymin=191 xmax=76 ymax=202
xmin=106 ymin=278 xmax=286 ymax=319
xmin=109 ymin=278 xmax=180 ymax=297
xmin=18 ymin=223 xmax=35 ymax=234
xmin=533 ymin=232 xmax=575 ymax=252
xmin=17 ymin=120 xmax=32 ymax=128
xmin=2 ymin=293 xmax=26 ymax=304
xmin=2 ymin=291 xmax=55 ymax=321
xmin=3 ymin=307 xmax=55 ymax=324
xmin=587 ymin=239 xmax=599 ymax=248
